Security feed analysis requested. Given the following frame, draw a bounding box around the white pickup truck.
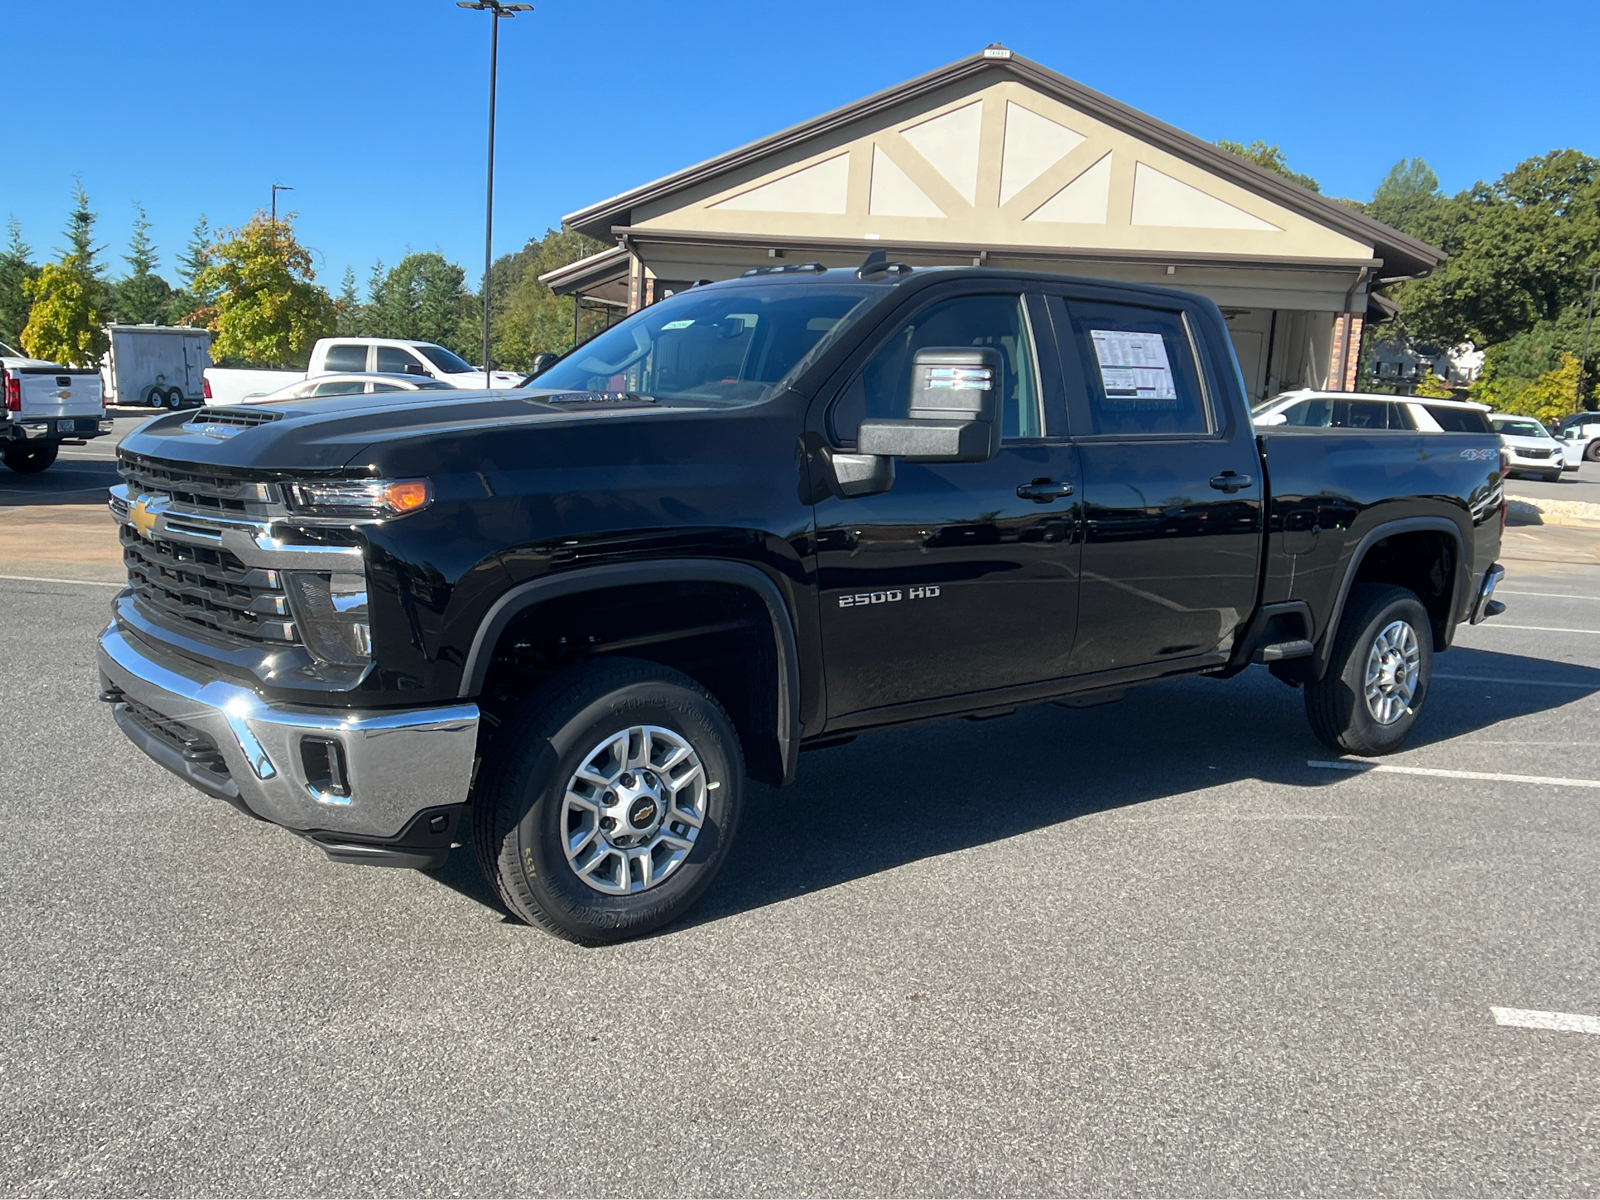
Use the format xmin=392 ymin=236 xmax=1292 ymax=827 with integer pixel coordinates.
xmin=1 ymin=341 xmax=113 ymax=473
xmin=202 ymin=337 xmax=523 ymax=406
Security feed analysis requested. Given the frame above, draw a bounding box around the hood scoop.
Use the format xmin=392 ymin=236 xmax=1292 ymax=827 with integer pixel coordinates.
xmin=182 ymin=407 xmax=286 ymax=438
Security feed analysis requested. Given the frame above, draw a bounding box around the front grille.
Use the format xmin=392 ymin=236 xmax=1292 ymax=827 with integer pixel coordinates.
xmin=122 ymin=527 xmax=297 ymax=645
xmin=120 ymin=696 xmax=230 ymax=776
xmin=1520 ymin=447 xmax=1554 ymax=460
xmin=118 ymin=450 xmax=278 ymax=517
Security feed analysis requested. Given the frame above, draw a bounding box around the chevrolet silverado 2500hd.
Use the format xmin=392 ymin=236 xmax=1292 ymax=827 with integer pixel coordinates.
xmin=97 ymin=263 xmax=1508 ymax=943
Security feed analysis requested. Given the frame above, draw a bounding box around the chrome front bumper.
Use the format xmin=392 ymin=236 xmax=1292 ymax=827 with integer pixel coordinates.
xmin=98 ymin=622 xmax=479 ymax=840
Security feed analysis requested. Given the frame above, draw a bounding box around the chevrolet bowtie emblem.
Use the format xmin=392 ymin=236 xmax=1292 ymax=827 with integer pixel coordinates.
xmin=129 ymin=496 xmax=159 ymax=540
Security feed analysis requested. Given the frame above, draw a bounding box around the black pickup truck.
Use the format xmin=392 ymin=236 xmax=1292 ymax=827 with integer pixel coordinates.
xmin=97 ymin=262 xmax=1508 ymax=943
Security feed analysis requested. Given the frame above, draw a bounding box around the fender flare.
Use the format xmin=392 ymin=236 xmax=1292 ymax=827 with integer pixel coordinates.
xmin=1314 ymin=516 xmax=1465 ymax=677
xmin=459 ymin=559 xmax=802 ymax=785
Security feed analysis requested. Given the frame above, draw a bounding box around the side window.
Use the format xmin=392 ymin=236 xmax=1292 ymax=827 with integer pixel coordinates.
xmin=1337 ymin=400 xmax=1393 ymax=429
xmin=1424 ymin=404 xmax=1491 ymax=433
xmin=311 ymin=379 xmax=365 ymax=396
xmin=322 ymin=343 xmax=368 ymax=372
xmin=829 ymin=293 xmax=1041 ymax=444
xmin=368 ymin=382 xmax=403 ymax=393
xmin=1280 ymin=398 xmax=1332 ymax=427
xmin=1057 ymin=299 xmax=1210 ymax=436
xmin=376 ymin=346 xmax=426 ymax=375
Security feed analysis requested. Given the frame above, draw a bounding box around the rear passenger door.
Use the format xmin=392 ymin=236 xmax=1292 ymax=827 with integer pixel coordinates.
xmin=1046 ymin=292 xmax=1262 ymax=676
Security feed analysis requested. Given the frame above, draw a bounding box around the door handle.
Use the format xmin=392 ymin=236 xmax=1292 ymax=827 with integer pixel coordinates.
xmin=1017 ymin=479 xmax=1073 ymax=502
xmin=1209 ymin=472 xmax=1253 ymax=494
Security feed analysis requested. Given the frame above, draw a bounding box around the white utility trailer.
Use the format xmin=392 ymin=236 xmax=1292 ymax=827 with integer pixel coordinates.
xmin=102 ymin=325 xmax=213 ymax=408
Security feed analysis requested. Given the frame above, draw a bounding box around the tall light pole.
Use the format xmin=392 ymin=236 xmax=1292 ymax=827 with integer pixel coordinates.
xmin=457 ymin=0 xmax=531 ymax=389
xmin=271 ymin=183 xmax=293 ymax=226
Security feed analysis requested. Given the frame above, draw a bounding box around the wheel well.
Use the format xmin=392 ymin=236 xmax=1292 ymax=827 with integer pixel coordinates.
xmin=1349 ymin=529 xmax=1456 ymax=648
xmin=477 ymin=581 xmax=784 ymax=786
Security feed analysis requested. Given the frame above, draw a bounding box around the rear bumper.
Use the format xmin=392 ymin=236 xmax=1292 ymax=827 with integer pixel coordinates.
xmin=97 ymin=622 xmax=479 ymax=866
xmin=4 ymin=417 xmax=112 ymax=441
xmin=1470 ymin=562 xmax=1506 ymax=625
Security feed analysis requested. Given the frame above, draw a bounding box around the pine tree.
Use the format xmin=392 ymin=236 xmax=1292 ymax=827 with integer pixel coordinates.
xmin=60 ymin=177 xmax=104 ymax=279
xmin=113 ymin=202 xmax=172 ymax=325
xmin=166 ymin=215 xmax=214 ymax=325
xmin=0 ymin=217 xmax=38 ymax=347
xmin=334 ymin=266 xmax=363 ymax=335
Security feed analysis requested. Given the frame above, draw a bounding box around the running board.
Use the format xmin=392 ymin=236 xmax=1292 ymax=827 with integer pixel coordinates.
xmin=1253 ymin=639 xmax=1314 ymax=664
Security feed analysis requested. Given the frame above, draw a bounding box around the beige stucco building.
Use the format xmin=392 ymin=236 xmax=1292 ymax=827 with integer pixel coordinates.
xmin=546 ymin=46 xmax=1442 ymax=400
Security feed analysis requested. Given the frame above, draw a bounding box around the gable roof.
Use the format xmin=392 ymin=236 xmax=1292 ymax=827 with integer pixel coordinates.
xmin=565 ymin=48 xmax=1442 ymax=279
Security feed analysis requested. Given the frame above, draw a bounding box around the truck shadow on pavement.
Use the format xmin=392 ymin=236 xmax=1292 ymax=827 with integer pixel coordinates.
xmin=0 ymin=461 xmax=120 ymax=507
xmin=427 ymin=646 xmax=1600 ymax=929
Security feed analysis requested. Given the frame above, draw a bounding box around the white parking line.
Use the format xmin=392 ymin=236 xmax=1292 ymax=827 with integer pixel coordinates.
xmin=1435 ymin=673 xmax=1596 ymax=689
xmin=0 ymin=574 xmax=122 ymax=587
xmin=1308 ymin=760 xmax=1600 ymax=789
xmin=1475 ymin=623 xmax=1600 ymax=634
xmin=1491 ymin=1007 xmax=1600 ymax=1034
xmin=1498 ymin=590 xmax=1600 ymax=600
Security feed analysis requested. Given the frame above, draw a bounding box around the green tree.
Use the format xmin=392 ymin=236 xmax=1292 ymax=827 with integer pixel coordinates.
xmin=1387 ymin=150 xmax=1600 ymax=350
xmin=365 ymin=251 xmax=477 ymax=354
xmin=20 ymin=255 xmax=108 ymax=365
xmin=0 ymin=218 xmax=39 ymax=347
xmin=113 ymin=203 xmax=173 ymax=324
xmin=165 ymin=214 xmax=215 ymax=324
xmin=1474 ymin=352 xmax=1590 ymax=424
xmin=488 ymin=226 xmax=608 ymax=369
xmin=334 ymin=266 xmax=363 ymax=336
xmin=59 ymin=177 xmax=105 ymax=280
xmin=1367 ymin=158 xmax=1445 ymax=240
xmin=1214 ymin=139 xmax=1320 ymax=192
xmin=195 ymin=213 xmax=335 ymax=367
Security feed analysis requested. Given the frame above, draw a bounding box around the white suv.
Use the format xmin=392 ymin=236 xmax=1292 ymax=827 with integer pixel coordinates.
xmin=1489 ymin=413 xmax=1568 ymax=481
xmin=1558 ymin=411 xmax=1600 ymax=464
xmin=1252 ymin=389 xmax=1493 ymax=433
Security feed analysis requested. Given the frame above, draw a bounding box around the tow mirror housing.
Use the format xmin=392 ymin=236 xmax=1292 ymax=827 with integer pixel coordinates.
xmin=856 ymin=347 xmax=1002 ymax=463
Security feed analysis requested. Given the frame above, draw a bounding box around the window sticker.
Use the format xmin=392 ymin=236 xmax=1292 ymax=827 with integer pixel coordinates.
xmin=660 ymin=319 xmax=695 ymax=330
xmin=1089 ymin=329 xmax=1178 ymax=407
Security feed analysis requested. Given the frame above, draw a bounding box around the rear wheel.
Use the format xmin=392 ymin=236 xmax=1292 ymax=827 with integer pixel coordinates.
xmin=1586 ymin=441 xmax=1600 ymax=462
xmin=472 ymin=657 xmax=744 ymax=944
xmin=1305 ymin=584 xmax=1432 ymax=756
xmin=3 ymin=443 xmax=59 ymax=474
xmin=165 ymin=388 xmax=185 ymax=409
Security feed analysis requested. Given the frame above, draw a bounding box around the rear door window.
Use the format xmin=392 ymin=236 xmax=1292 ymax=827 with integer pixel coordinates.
xmin=1336 ymin=399 xmax=1400 ymax=429
xmin=311 ymin=379 xmax=366 ymax=396
xmin=1279 ymin=398 xmax=1333 ymax=427
xmin=1052 ymin=298 xmax=1211 ymax=436
xmin=322 ymin=343 xmax=368 ymax=372
xmin=1424 ymin=404 xmax=1492 ymax=433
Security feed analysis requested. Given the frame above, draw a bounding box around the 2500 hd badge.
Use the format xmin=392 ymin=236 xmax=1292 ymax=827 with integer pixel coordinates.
xmin=839 ymin=585 xmax=941 ymax=608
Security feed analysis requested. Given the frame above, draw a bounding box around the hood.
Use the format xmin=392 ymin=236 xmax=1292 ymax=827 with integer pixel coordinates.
xmin=115 ymin=388 xmax=698 ymax=472
xmin=1498 ymin=432 xmax=1557 ymax=450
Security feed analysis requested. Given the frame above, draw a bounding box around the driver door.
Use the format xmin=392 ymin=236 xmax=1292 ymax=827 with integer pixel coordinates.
xmin=811 ymin=287 xmax=1083 ymax=721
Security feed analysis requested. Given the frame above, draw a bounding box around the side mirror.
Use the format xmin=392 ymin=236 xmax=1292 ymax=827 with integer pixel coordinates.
xmin=526 ymin=352 xmax=559 ymax=379
xmin=1255 ymin=411 xmax=1288 ymax=426
xmin=856 ymin=347 xmax=1002 ymax=463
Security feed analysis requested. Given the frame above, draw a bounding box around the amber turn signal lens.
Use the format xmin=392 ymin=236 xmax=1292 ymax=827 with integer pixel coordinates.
xmin=383 ymin=480 xmax=431 ymax=512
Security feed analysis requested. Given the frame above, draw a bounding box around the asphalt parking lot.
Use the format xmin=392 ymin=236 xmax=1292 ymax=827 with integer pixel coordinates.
xmin=2 ymin=449 xmax=1597 ymax=1195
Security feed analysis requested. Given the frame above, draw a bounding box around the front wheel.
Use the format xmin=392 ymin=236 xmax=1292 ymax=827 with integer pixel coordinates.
xmin=472 ymin=658 xmax=744 ymax=944
xmin=1305 ymin=584 xmax=1433 ymax=756
xmin=3 ymin=443 xmax=59 ymax=474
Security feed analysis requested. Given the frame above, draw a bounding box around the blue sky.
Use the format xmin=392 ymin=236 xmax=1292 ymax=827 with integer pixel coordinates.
xmin=7 ymin=0 xmax=1595 ymax=289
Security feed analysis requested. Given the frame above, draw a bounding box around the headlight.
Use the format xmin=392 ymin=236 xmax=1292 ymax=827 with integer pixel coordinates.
xmin=287 ymin=478 xmax=431 ymax=518
xmin=285 ymin=570 xmax=371 ymax=667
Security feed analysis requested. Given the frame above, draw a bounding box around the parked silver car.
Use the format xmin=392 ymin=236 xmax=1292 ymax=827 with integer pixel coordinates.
xmin=240 ymin=373 xmax=459 ymax=403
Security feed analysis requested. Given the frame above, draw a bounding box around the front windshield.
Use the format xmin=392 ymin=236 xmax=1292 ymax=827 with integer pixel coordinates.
xmin=1494 ymin=418 xmax=1548 ymax=438
xmin=417 ymin=344 xmax=477 ymax=374
xmin=529 ymin=283 xmax=882 ymax=406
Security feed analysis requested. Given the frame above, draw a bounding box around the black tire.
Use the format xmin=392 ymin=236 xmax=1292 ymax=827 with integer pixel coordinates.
xmin=1305 ymin=583 xmax=1433 ymax=756
xmin=165 ymin=388 xmax=184 ymax=409
xmin=1587 ymin=441 xmax=1600 ymax=462
xmin=472 ymin=657 xmax=744 ymax=944
xmin=140 ymin=384 xmax=165 ymax=406
xmin=3 ymin=443 xmax=59 ymax=474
